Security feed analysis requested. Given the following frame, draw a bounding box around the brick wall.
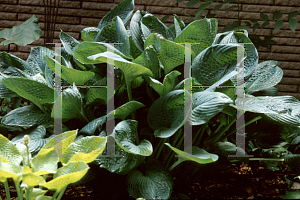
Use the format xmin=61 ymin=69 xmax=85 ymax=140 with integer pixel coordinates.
xmin=0 ymin=0 xmax=299 ymax=99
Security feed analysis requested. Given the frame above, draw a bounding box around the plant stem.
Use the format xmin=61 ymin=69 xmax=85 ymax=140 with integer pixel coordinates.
xmin=26 ymin=187 xmax=33 ymax=200
xmin=51 ymin=190 xmax=60 ymax=200
xmin=56 ymin=186 xmax=67 ymax=200
xmin=125 ymin=79 xmax=135 ymax=119
xmin=13 ymin=179 xmax=22 ymax=200
xmin=4 ymin=179 xmax=10 ymax=200
xmin=169 ymin=160 xmax=181 ymax=171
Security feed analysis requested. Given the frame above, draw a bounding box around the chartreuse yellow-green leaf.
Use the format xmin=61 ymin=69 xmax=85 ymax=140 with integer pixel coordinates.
xmin=30 ymin=149 xmax=59 ymax=176
xmin=22 ymin=166 xmax=46 ymax=187
xmin=41 ymin=161 xmax=89 ymax=192
xmin=60 ymin=136 xmax=107 ymax=165
xmin=0 ymin=159 xmax=23 ymax=181
xmin=24 ymin=188 xmax=47 ymax=200
xmin=38 ymin=130 xmax=78 ymax=156
xmin=0 ymin=134 xmax=23 ymax=165
xmin=44 ymin=55 xmax=95 ymax=85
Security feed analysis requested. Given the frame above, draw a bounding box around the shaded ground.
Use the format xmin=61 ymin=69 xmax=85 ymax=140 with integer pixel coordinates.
xmin=0 ymin=162 xmax=291 ymax=199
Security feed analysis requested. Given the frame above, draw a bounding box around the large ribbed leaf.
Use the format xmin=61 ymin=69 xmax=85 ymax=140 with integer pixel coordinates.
xmin=130 ymin=10 xmax=146 ymax=52
xmin=192 ymin=44 xmax=245 ymax=86
xmin=213 ymin=30 xmax=258 ymax=80
xmin=127 ymin=157 xmax=173 ymax=200
xmin=251 ymin=86 xmax=278 ymax=97
xmin=78 ymin=115 xmax=107 ymax=136
xmin=114 ymin=101 xmax=145 ymax=120
xmin=149 ymin=70 xmax=181 ymax=96
xmin=26 ymin=46 xmax=56 ymax=76
xmin=1 ymin=105 xmax=50 ymax=129
xmin=232 ymin=95 xmax=300 ymax=127
xmin=0 ymin=52 xmax=34 ymax=75
xmin=97 ymin=0 xmax=134 ymax=29
xmin=147 ymin=90 xmax=192 ymax=138
xmin=144 ymin=33 xmax=195 ymax=74
xmin=245 ymin=60 xmax=283 ymax=94
xmin=87 ymin=51 xmax=152 ymax=84
xmin=190 ymin=91 xmax=233 ymax=125
xmin=141 ymin=13 xmax=175 ymax=41
xmin=44 ymin=55 xmax=95 ymax=85
xmin=0 ymin=159 xmax=23 ymax=181
xmin=165 ymin=143 xmax=218 ymax=170
xmin=94 ymin=141 xmax=145 ymax=175
xmin=81 ymin=27 xmax=101 ymax=42
xmin=114 ymin=120 xmax=153 ymax=156
xmin=211 ymin=141 xmax=246 ymax=157
xmin=0 ymin=134 xmax=23 ymax=166
xmin=132 ymin=45 xmax=160 ymax=78
xmin=86 ymin=78 xmax=107 ymax=105
xmin=74 ymin=42 xmax=132 ymax=65
xmin=41 ymin=161 xmax=89 ymax=192
xmin=2 ymin=77 xmax=54 ymax=111
xmin=174 ymin=18 xmax=217 ymax=56
xmin=95 ymin=16 xmax=130 ymax=57
xmin=0 ymin=15 xmax=42 ymax=46
xmin=51 ymin=83 xmax=85 ymax=121
xmin=60 ymin=136 xmax=107 ymax=165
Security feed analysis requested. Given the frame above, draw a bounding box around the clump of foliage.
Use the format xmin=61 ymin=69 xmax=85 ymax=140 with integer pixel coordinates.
xmin=0 ymin=0 xmax=300 ymax=199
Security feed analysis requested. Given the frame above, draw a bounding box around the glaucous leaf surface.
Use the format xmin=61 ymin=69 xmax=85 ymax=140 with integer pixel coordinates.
xmin=130 ymin=10 xmax=147 ymax=52
xmin=81 ymin=27 xmax=101 ymax=42
xmin=0 ymin=52 xmax=34 ymax=75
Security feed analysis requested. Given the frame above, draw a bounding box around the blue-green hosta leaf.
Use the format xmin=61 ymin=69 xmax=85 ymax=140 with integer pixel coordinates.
xmin=2 ymin=77 xmax=54 ymax=111
xmin=87 ymin=51 xmax=153 ymax=83
xmin=133 ymin=45 xmax=160 ymax=78
xmin=0 ymin=15 xmax=42 ymax=46
xmin=174 ymin=14 xmax=185 ymax=38
xmin=212 ymin=30 xmax=258 ymax=80
xmin=127 ymin=157 xmax=173 ymax=200
xmin=147 ymin=90 xmax=192 ymax=138
xmin=144 ymin=33 xmax=195 ymax=74
xmin=141 ymin=21 xmax=151 ymax=41
xmin=1 ymin=105 xmax=50 ymax=129
xmin=74 ymin=42 xmax=132 ymax=65
xmin=0 ymin=134 xmax=23 ymax=166
xmin=78 ymin=115 xmax=107 ymax=136
xmin=232 ymin=95 xmax=300 ymax=127
xmin=0 ymin=52 xmax=34 ymax=75
xmin=129 ymin=36 xmax=143 ymax=59
xmin=114 ymin=120 xmax=153 ymax=156
xmin=81 ymin=27 xmax=101 ymax=42
xmin=190 ymin=91 xmax=233 ymax=125
xmin=94 ymin=141 xmax=145 ymax=175
xmin=174 ymin=18 xmax=218 ymax=56
xmin=0 ymin=66 xmax=29 ymax=78
xmin=97 ymin=0 xmax=134 ymax=29
xmin=192 ymin=44 xmax=245 ymax=86
xmin=251 ymin=86 xmax=278 ymax=97
xmin=41 ymin=161 xmax=89 ymax=192
xmin=130 ymin=10 xmax=146 ymax=52
xmin=211 ymin=141 xmax=246 ymax=157
xmin=114 ymin=101 xmax=145 ymax=120
xmin=30 ymin=73 xmax=48 ymax=85
xmin=60 ymin=136 xmax=107 ymax=165
xmin=245 ymin=60 xmax=283 ymax=94
xmin=26 ymin=46 xmax=56 ymax=75
xmin=95 ymin=16 xmax=130 ymax=57
xmin=149 ymin=70 xmax=181 ymax=96
xmin=51 ymin=84 xmax=84 ymax=121
xmin=141 ymin=13 xmax=175 ymax=41
xmin=44 ymin=55 xmax=95 ymax=85
xmin=165 ymin=143 xmax=218 ymax=166
xmin=86 ymin=78 xmax=108 ymax=105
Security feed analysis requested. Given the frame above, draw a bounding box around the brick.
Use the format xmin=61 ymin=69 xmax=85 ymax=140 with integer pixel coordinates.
xmin=38 ymin=22 xmax=87 ymax=33
xmin=0 ymin=44 xmax=17 ymax=52
xmin=273 ymin=37 xmax=300 ymax=46
xmin=18 ymin=45 xmax=37 ymax=53
xmin=273 ymin=30 xmax=300 ymax=38
xmin=84 ymin=0 xmax=114 ymax=2
xmin=0 ymin=0 xmax=17 ymax=4
xmin=275 ymin=84 xmax=299 ymax=92
xmin=208 ymin=2 xmax=240 ymax=11
xmin=0 ymin=5 xmax=45 ymax=14
xmin=146 ymin=6 xmax=199 ymax=16
xmin=278 ymin=61 xmax=300 ymax=70
xmin=242 ymin=5 xmax=300 ymax=14
xmin=82 ymin=2 xmax=116 ymax=10
xmin=155 ymin=14 xmax=177 ymax=23
xmin=279 ymin=77 xmax=300 ymax=85
xmin=19 ymin=0 xmax=81 ymax=8
xmin=0 ymin=20 xmax=26 ymax=29
xmin=272 ymin=45 xmax=300 ymax=54
xmin=239 ymin=0 xmax=275 ymax=4
xmin=213 ymin=11 xmax=273 ymax=21
xmin=8 ymin=52 xmax=30 ymax=60
xmin=282 ymin=69 xmax=300 ymax=77
xmin=81 ymin=18 xmax=102 ymax=26
xmin=18 ymin=14 xmax=80 ymax=25
xmin=275 ymin=0 xmax=300 ymax=7
xmin=277 ymin=92 xmax=300 ymax=100
xmin=0 ymin=12 xmax=17 ymax=20
xmin=40 ymin=31 xmax=80 ymax=40
xmin=259 ymin=52 xmax=300 ymax=61
xmin=135 ymin=0 xmax=177 ymax=7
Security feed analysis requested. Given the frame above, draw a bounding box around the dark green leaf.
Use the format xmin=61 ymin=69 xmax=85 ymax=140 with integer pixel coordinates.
xmin=274 ymin=20 xmax=284 ymax=31
xmin=253 ymin=23 xmax=260 ymax=31
xmin=226 ymin=5 xmax=238 ymax=14
xmin=81 ymin=27 xmax=101 ymax=42
xmin=288 ymin=11 xmax=299 ymax=19
xmin=186 ymin=0 xmax=201 ymax=8
xmin=273 ymin=11 xmax=282 ymax=20
xmin=260 ymin=12 xmax=268 ymax=21
xmin=289 ymin=19 xmax=298 ymax=31
xmin=261 ymin=21 xmax=270 ymax=28
xmin=130 ymin=10 xmax=146 ymax=52
xmin=238 ymin=25 xmax=251 ymax=29
xmin=223 ymin=0 xmax=236 ymax=3
xmin=213 ymin=4 xmax=222 ymax=12
xmin=249 ymin=18 xmax=257 ymax=23
xmin=195 ymin=2 xmax=212 ymax=20
xmin=161 ymin=15 xmax=171 ymax=23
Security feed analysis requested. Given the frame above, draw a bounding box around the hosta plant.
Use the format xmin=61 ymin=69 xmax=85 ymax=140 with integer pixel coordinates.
xmin=0 ymin=0 xmax=300 ymax=199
